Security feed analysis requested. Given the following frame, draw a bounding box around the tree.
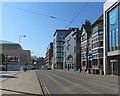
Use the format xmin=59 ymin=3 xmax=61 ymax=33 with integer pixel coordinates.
xmin=2 ymin=54 xmax=9 ymax=71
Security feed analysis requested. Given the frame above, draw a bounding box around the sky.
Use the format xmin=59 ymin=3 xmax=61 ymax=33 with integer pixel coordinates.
xmin=2 ymin=2 xmax=106 ymax=57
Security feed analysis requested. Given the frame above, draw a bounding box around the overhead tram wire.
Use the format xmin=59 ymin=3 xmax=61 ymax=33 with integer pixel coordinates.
xmin=2 ymin=3 xmax=79 ymax=24
xmin=65 ymin=2 xmax=89 ymax=29
xmin=2 ymin=3 xmax=53 ymax=18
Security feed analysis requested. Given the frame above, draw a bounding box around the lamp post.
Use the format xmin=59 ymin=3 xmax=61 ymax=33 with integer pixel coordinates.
xmin=18 ymin=35 xmax=26 ymax=72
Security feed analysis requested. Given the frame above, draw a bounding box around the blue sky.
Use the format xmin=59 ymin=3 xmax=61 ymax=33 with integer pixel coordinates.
xmin=2 ymin=2 xmax=105 ymax=57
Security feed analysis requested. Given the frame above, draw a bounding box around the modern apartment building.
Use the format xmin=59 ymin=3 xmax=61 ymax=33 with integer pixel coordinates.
xmin=53 ymin=30 xmax=69 ymax=69
xmin=104 ymin=0 xmax=120 ymax=75
xmin=0 ymin=40 xmax=31 ymax=71
xmin=45 ymin=42 xmax=53 ymax=66
xmin=63 ymin=28 xmax=79 ymax=70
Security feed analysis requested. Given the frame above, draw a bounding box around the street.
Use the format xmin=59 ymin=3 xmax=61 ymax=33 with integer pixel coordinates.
xmin=36 ymin=70 xmax=119 ymax=95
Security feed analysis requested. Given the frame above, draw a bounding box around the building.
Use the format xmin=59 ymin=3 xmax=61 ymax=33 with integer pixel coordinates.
xmin=45 ymin=42 xmax=53 ymax=66
xmin=36 ymin=57 xmax=46 ymax=68
xmin=104 ymin=0 xmax=120 ymax=75
xmin=76 ymin=29 xmax=82 ymax=71
xmin=90 ymin=15 xmax=104 ymax=74
xmin=81 ymin=20 xmax=91 ymax=72
xmin=80 ymin=15 xmax=104 ymax=75
xmin=0 ymin=40 xmax=31 ymax=71
xmin=52 ymin=29 xmax=69 ymax=69
xmin=63 ymin=28 xmax=79 ymax=70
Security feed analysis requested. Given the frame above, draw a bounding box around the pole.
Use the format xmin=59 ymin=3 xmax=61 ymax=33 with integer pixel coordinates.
xmin=18 ymin=35 xmax=26 ymax=72
xmin=18 ymin=36 xmax=21 ymax=72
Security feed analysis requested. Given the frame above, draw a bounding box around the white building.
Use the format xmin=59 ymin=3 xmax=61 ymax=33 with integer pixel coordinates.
xmin=63 ymin=28 xmax=79 ymax=70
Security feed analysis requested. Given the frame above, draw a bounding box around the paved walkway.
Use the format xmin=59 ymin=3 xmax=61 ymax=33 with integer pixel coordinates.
xmin=0 ymin=70 xmax=42 ymax=96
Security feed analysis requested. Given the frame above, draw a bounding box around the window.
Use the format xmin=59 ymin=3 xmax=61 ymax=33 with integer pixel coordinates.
xmin=99 ymin=59 xmax=103 ymax=66
xmin=83 ymin=61 xmax=85 ymax=66
xmin=100 ymin=41 xmax=103 ymax=47
xmin=93 ymin=59 xmax=97 ymax=66
xmin=108 ymin=6 xmax=118 ymax=52
xmin=99 ymin=54 xmax=103 ymax=57
xmin=83 ymin=46 xmax=85 ymax=52
xmin=90 ymin=46 xmax=91 ymax=51
xmin=67 ymin=46 xmax=70 ymax=50
xmin=93 ymin=55 xmax=97 ymax=59
xmin=109 ymin=30 xmax=111 ymax=51
xmin=74 ymin=46 xmax=76 ymax=53
xmin=67 ymin=40 xmax=70 ymax=45
xmin=96 ymin=38 xmax=97 ymax=41
xmin=118 ymin=4 xmax=120 ymax=50
xmin=100 ymin=37 xmax=103 ymax=41
xmin=115 ymin=28 xmax=118 ymax=50
xmin=112 ymin=30 xmax=115 ymax=46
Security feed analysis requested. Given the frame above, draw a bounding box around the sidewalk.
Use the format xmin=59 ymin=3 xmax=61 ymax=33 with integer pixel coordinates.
xmin=0 ymin=71 xmax=19 ymax=82
xmin=0 ymin=70 xmax=42 ymax=96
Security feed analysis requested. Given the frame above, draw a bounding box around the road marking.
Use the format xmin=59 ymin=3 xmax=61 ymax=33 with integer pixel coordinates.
xmin=35 ymin=71 xmax=44 ymax=95
xmin=54 ymin=70 xmax=118 ymax=92
xmin=45 ymin=73 xmax=76 ymax=94
xmin=36 ymin=71 xmax=51 ymax=96
xmin=41 ymin=80 xmax=51 ymax=96
xmin=48 ymin=71 xmax=99 ymax=94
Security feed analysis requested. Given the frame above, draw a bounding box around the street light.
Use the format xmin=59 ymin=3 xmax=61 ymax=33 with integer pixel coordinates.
xmin=18 ymin=35 xmax=26 ymax=72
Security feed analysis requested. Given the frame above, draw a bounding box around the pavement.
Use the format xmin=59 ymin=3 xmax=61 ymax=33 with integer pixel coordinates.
xmin=0 ymin=69 xmax=119 ymax=96
xmin=0 ymin=70 xmax=42 ymax=96
xmin=36 ymin=69 xmax=119 ymax=95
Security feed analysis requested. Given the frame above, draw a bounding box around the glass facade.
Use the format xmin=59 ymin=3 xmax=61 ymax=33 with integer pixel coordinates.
xmin=108 ymin=5 xmax=119 ymax=51
xmin=119 ymin=4 xmax=120 ymax=49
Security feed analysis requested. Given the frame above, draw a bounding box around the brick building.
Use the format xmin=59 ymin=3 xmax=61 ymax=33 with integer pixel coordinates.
xmin=81 ymin=20 xmax=91 ymax=72
xmin=81 ymin=15 xmax=104 ymax=74
xmin=45 ymin=42 xmax=53 ymax=66
xmin=90 ymin=15 xmax=104 ymax=74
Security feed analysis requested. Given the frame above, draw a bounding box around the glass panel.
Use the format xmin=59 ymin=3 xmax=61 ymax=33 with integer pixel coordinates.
xmin=108 ymin=6 xmax=118 ymax=51
xmin=115 ymin=28 xmax=118 ymax=50
xmin=112 ymin=30 xmax=114 ymax=51
xmin=118 ymin=4 xmax=120 ymax=50
xmin=109 ymin=31 xmax=111 ymax=51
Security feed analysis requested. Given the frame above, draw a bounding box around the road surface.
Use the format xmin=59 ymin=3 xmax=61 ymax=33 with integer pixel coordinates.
xmin=36 ymin=70 xmax=119 ymax=95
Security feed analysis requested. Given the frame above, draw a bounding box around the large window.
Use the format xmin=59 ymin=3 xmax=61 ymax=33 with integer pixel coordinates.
xmin=115 ymin=28 xmax=118 ymax=50
xmin=83 ymin=61 xmax=85 ymax=66
xmin=119 ymin=4 xmax=120 ymax=50
xmin=108 ymin=6 xmax=118 ymax=51
xmin=93 ymin=59 xmax=97 ymax=66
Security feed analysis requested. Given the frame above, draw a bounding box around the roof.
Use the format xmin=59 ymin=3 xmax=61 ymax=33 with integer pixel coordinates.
xmin=53 ymin=29 xmax=69 ymax=36
xmin=64 ymin=28 xmax=79 ymax=38
xmin=92 ymin=14 xmax=103 ymax=27
xmin=81 ymin=24 xmax=91 ymax=35
xmin=0 ymin=40 xmax=19 ymax=45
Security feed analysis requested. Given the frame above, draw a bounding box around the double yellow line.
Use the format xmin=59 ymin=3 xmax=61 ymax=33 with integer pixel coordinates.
xmin=39 ymin=78 xmax=51 ymax=96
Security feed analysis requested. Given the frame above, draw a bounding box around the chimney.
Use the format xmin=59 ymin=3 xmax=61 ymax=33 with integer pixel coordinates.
xmin=85 ymin=19 xmax=91 ymax=26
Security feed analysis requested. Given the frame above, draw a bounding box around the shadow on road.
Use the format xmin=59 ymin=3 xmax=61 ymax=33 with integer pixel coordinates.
xmin=0 ymin=75 xmax=17 ymax=78
xmin=0 ymin=88 xmax=41 ymax=96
